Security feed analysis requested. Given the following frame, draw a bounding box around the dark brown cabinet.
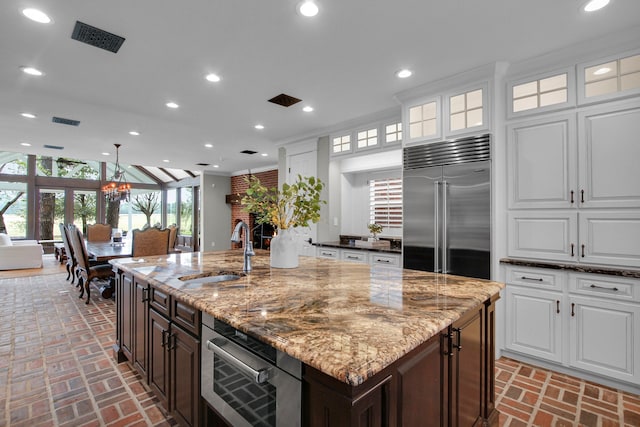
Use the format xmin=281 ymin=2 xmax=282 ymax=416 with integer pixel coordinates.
xmin=114 ymin=269 xmax=200 ymax=427
xmin=304 ymin=295 xmax=499 ymax=427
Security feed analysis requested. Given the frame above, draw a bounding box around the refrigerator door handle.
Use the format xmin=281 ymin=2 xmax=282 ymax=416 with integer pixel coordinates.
xmin=434 ymin=181 xmax=440 ymax=273
xmin=442 ymin=180 xmax=448 ymax=274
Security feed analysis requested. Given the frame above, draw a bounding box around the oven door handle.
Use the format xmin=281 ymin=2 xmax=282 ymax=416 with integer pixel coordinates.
xmin=206 ymin=339 xmax=271 ymax=384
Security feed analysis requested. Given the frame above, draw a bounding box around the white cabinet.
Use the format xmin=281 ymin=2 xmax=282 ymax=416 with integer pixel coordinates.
xmin=503 ymin=265 xmax=640 ymax=391
xmin=507 ymin=211 xmax=577 ymax=262
xmin=507 ymin=114 xmax=577 ymax=209
xmin=578 ymin=101 xmax=640 ymax=208
xmin=569 ymin=295 xmax=640 ymax=384
xmin=316 ymin=247 xmax=339 ymax=259
xmin=341 ymin=249 xmax=368 ymax=264
xmin=508 ymin=210 xmax=640 ymax=268
xmin=370 ymin=253 xmax=400 ymax=267
xmin=505 ymin=286 xmax=564 ymax=363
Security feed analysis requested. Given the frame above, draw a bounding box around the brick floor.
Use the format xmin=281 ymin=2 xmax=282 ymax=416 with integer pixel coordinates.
xmin=1 ymin=258 xmax=639 ymax=426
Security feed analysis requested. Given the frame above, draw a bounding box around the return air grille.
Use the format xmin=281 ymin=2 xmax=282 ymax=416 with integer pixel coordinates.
xmin=43 ymin=144 xmax=64 ymax=150
xmin=403 ymin=134 xmax=491 ymax=170
xmin=52 ymin=117 xmax=80 ymax=126
xmin=268 ymin=93 xmax=302 ymax=107
xmin=240 ymin=150 xmax=258 ymax=155
xmin=71 ymin=21 xmax=125 ymax=53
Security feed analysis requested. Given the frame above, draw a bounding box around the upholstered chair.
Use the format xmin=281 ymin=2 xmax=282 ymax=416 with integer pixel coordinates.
xmin=131 ymin=227 xmax=170 ymax=257
xmin=68 ymin=224 xmax=114 ymax=304
xmin=86 ymin=223 xmax=112 ymax=242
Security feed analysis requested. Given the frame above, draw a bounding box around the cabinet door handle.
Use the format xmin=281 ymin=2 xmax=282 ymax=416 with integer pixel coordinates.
xmin=161 ymin=329 xmax=168 ymax=347
xmin=442 ymin=331 xmax=454 ymax=357
xmin=570 ymin=190 xmax=574 ymax=204
xmin=580 ymin=189 xmax=584 ymax=203
xmin=571 ymin=244 xmax=575 ymax=257
xmin=346 ymin=255 xmax=359 ymax=259
xmin=141 ymin=288 xmax=149 ymax=303
xmin=521 ymin=276 xmax=543 ymax=282
xmin=571 ymin=303 xmax=575 ymax=317
xmin=454 ymin=327 xmax=462 ymax=351
xmin=167 ymin=333 xmax=175 ymax=351
xmin=321 ymin=252 xmax=334 ymax=257
xmin=581 ymin=244 xmax=585 ymax=258
xmin=556 ymin=300 xmax=560 ymax=314
xmin=377 ymin=258 xmax=391 ymax=263
xmin=590 ymin=284 xmax=619 ymax=292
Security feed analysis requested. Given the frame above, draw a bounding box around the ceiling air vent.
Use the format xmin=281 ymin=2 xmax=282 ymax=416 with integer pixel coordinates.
xmin=71 ymin=21 xmax=125 ymax=53
xmin=195 ymin=163 xmax=210 ymax=166
xmin=268 ymin=93 xmax=302 ymax=107
xmin=240 ymin=150 xmax=258 ymax=155
xmin=52 ymin=116 xmax=80 ymax=126
xmin=43 ymin=144 xmax=64 ymax=150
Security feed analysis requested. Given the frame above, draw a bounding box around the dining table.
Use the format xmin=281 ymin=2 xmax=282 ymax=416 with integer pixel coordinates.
xmin=85 ymin=239 xmax=132 ymax=298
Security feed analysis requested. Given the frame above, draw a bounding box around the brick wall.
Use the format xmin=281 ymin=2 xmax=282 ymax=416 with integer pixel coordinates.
xmin=230 ymin=170 xmax=278 ymax=248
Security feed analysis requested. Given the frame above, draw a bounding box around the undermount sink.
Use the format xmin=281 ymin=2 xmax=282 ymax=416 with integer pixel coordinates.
xmin=178 ymin=271 xmax=244 ymax=288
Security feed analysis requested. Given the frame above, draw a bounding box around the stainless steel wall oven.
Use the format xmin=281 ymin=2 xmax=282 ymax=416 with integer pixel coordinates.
xmin=201 ymin=313 xmax=301 ymax=427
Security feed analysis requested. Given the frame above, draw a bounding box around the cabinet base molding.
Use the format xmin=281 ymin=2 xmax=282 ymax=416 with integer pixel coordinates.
xmin=501 ymin=351 xmax=640 ymax=396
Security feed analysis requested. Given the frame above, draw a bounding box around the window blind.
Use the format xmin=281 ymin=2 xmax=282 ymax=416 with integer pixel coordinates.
xmin=369 ymin=178 xmax=402 ymax=228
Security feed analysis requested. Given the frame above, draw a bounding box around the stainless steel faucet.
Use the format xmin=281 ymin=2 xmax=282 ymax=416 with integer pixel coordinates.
xmin=230 ymin=220 xmax=255 ymax=272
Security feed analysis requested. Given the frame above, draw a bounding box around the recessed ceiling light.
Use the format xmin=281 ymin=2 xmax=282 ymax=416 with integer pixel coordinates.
xmin=298 ymin=0 xmax=319 ymax=17
xmin=21 ymin=66 xmax=44 ymax=76
xmin=302 ymin=106 xmax=314 ymax=112
xmin=205 ymin=73 xmax=221 ymax=82
xmin=593 ymin=67 xmax=611 ymax=75
xmin=166 ymin=101 xmax=179 ymax=109
xmin=20 ymin=142 xmax=32 ymax=147
xmin=261 ymin=153 xmax=269 ymax=157
xmin=129 ymin=131 xmax=140 ymax=136
xmin=396 ymin=69 xmax=413 ymax=79
xmin=204 ymin=143 xmax=213 ymax=148
xmin=583 ymin=0 xmax=610 ymax=12
xmin=163 ymin=159 xmax=170 ymax=163
xmin=21 ymin=112 xmax=37 ymax=119
xmin=254 ymin=124 xmax=265 ymax=130
xmin=101 ymin=152 xmax=110 ymax=156
xmin=22 ymin=8 xmax=51 ymax=24
xmin=213 ymin=164 xmax=220 ymax=168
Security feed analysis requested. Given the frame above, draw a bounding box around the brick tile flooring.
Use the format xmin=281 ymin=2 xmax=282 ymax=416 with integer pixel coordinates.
xmin=1 ymin=260 xmax=639 ymax=426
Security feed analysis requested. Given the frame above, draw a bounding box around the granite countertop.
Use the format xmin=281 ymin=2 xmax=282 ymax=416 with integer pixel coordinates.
xmin=314 ymin=241 xmax=402 ymax=254
xmin=500 ymin=258 xmax=640 ymax=279
xmin=111 ymin=250 xmax=503 ymax=386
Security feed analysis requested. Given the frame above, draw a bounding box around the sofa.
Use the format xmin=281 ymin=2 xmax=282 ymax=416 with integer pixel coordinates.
xmin=0 ymin=233 xmax=44 ymax=270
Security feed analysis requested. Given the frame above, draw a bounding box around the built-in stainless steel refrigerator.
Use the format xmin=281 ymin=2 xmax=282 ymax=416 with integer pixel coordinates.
xmin=402 ymin=134 xmax=491 ymax=279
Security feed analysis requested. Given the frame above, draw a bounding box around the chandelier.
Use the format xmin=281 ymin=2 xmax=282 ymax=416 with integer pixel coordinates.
xmin=102 ymin=143 xmax=131 ymax=202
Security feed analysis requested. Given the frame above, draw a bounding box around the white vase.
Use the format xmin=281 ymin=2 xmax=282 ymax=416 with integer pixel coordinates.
xmin=270 ymin=228 xmax=299 ymax=268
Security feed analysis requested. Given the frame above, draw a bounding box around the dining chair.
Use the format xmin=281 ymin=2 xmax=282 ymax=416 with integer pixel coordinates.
xmin=131 ymin=227 xmax=170 ymax=257
xmin=68 ymin=224 xmax=114 ymax=304
xmin=167 ymin=224 xmax=179 ymax=253
xmin=86 ymin=223 xmax=112 ymax=242
xmin=59 ymin=223 xmax=77 ymax=284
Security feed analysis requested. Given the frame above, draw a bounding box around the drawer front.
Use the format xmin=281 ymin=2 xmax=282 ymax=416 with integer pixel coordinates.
xmin=341 ymin=250 xmax=368 ymax=264
xmin=171 ymin=299 xmax=201 ymax=337
xmin=150 ymin=286 xmax=170 ymax=317
xmin=569 ymin=273 xmax=639 ymax=302
xmin=370 ymin=253 xmax=400 ymax=267
xmin=317 ymin=247 xmax=339 ymax=259
xmin=506 ymin=266 xmax=565 ymax=291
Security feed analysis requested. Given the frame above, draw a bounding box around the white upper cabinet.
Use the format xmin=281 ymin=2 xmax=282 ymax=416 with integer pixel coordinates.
xmin=507 ymin=68 xmax=575 ymax=119
xmin=578 ymin=51 xmax=640 ymax=105
xmin=444 ymin=84 xmax=490 ymax=137
xmin=578 ymin=211 xmax=640 ymax=267
xmin=508 ymin=114 xmax=577 ymax=209
xmin=578 ymin=100 xmax=640 ymax=208
xmin=404 ymin=96 xmax=441 ymax=145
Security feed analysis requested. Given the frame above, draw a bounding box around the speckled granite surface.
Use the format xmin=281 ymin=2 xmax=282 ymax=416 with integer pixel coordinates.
xmin=111 ymin=250 xmax=503 ymax=386
xmin=500 ymin=258 xmax=640 ymax=279
xmin=314 ymin=241 xmax=402 ymax=254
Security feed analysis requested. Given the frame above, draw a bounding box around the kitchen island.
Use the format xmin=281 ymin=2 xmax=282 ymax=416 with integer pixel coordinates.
xmin=110 ymin=250 xmax=504 ymax=426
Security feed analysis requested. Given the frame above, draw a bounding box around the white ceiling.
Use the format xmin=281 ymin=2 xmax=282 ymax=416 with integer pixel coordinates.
xmin=1 ymin=0 xmax=639 ymax=175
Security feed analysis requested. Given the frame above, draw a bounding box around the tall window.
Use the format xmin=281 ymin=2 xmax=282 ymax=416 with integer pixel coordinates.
xmin=0 ymin=182 xmax=27 ymax=237
xmin=180 ymin=187 xmax=193 ymax=236
xmin=369 ymin=178 xmax=402 ymax=228
xmin=166 ymin=189 xmax=177 ymax=227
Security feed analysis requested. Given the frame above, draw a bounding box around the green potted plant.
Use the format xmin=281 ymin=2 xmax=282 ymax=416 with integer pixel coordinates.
xmin=367 ymin=223 xmax=383 ymax=241
xmin=241 ymin=174 xmax=325 ymax=268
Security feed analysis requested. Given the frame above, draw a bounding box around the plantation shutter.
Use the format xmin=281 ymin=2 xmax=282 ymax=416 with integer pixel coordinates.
xmin=369 ymin=178 xmax=402 ymax=228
